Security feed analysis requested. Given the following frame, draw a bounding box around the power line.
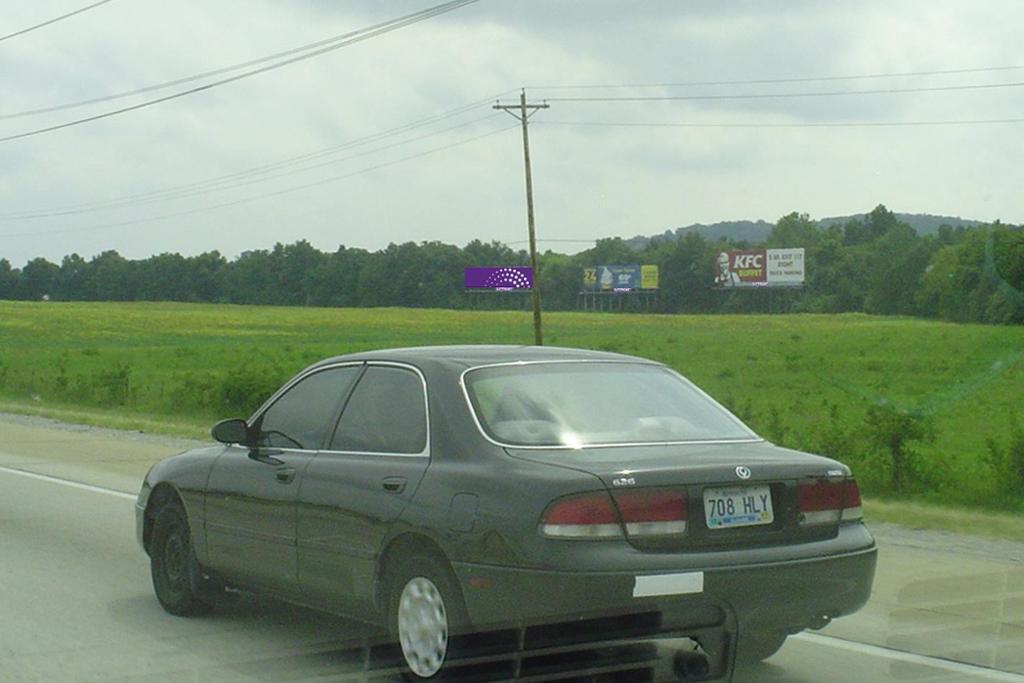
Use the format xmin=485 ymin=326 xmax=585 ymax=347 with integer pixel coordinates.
xmin=5 ymin=113 xmax=502 ymax=218
xmin=529 ymin=65 xmax=1024 ymax=91
xmin=0 ymin=0 xmax=116 ymax=43
xmin=0 ymin=97 xmax=508 ymax=220
xmin=537 ymin=117 xmax=1024 ymax=129
xmin=0 ymin=0 xmax=478 ymax=144
xmin=8 ymin=61 xmax=1022 ymax=124
xmin=544 ymin=80 xmax=1024 ymax=103
xmin=145 ymin=114 xmax=501 ymax=201
xmin=1 ymin=1 xmax=469 ymax=121
xmin=0 ymin=124 xmax=517 ymax=238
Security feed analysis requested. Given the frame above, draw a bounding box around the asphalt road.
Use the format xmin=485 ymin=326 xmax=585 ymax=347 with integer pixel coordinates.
xmin=1 ymin=414 xmax=1023 ymax=683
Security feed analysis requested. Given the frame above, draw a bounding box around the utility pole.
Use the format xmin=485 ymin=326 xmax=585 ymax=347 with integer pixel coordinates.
xmin=494 ymin=89 xmax=549 ymax=345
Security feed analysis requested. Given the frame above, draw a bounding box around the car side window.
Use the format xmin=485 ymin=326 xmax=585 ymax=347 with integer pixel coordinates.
xmin=330 ymin=365 xmax=427 ymax=454
xmin=256 ymin=366 xmax=361 ymax=450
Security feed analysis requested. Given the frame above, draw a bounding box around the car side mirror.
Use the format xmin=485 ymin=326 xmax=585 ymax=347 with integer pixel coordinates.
xmin=211 ymin=418 xmax=252 ymax=446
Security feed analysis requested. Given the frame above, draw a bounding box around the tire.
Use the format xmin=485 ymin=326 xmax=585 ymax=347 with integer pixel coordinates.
xmin=387 ymin=553 xmax=468 ymax=680
xmin=736 ymin=629 xmax=788 ymax=665
xmin=150 ymin=502 xmax=213 ymax=617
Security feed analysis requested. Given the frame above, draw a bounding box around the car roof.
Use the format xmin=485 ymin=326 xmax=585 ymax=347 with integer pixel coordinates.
xmin=310 ymin=344 xmax=660 ymax=373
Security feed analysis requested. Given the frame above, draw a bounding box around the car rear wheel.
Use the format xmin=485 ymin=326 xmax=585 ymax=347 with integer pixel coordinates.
xmin=150 ymin=502 xmax=213 ymax=617
xmin=388 ymin=554 xmax=467 ymax=680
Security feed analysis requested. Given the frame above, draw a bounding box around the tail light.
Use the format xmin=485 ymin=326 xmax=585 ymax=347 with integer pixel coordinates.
xmin=540 ymin=491 xmax=622 ymax=539
xmin=612 ymin=488 xmax=688 ymax=537
xmin=798 ymin=478 xmax=863 ymax=526
xmin=841 ymin=479 xmax=863 ymax=521
xmin=540 ymin=488 xmax=688 ymax=540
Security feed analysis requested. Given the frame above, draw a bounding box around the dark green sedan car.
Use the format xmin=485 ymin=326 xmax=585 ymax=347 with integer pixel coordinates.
xmin=136 ymin=345 xmax=876 ymax=681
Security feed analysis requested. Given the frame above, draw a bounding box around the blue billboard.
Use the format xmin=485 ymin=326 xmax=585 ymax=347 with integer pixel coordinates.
xmin=584 ymin=265 xmax=641 ymax=292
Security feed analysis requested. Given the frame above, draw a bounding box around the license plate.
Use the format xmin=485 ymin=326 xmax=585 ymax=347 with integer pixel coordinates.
xmin=703 ymin=485 xmax=774 ymax=530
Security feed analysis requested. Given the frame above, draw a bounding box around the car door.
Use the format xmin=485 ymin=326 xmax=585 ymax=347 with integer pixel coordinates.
xmin=204 ymin=364 xmax=362 ymax=594
xmin=297 ymin=362 xmax=430 ymax=611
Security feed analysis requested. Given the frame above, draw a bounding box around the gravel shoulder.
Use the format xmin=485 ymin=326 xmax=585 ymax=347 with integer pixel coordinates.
xmin=0 ymin=410 xmax=205 ymax=451
xmin=869 ymin=521 xmax=1024 ymax=564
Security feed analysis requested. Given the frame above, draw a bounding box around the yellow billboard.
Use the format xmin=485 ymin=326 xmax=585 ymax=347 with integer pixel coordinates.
xmin=640 ymin=264 xmax=659 ymax=290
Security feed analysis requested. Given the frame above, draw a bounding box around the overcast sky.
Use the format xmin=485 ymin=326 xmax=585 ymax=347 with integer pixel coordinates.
xmin=1 ymin=0 xmax=1022 ymax=267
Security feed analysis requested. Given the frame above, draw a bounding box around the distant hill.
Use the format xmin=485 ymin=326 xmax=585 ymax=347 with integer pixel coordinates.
xmin=624 ymin=220 xmax=774 ymax=250
xmin=817 ymin=212 xmax=984 ymax=235
xmin=624 ymin=213 xmax=987 ymax=250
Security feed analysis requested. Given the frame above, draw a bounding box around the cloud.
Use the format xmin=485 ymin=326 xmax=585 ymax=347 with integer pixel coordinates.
xmin=0 ymin=0 xmax=1021 ymax=267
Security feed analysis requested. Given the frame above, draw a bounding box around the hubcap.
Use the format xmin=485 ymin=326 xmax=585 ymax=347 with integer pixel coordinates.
xmin=164 ymin=531 xmax=187 ymax=587
xmin=397 ymin=576 xmax=448 ymax=678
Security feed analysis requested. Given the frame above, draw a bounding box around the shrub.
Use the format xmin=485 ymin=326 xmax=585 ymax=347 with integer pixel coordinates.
xmin=863 ymin=402 xmax=936 ymax=492
xmin=94 ymin=362 xmax=131 ymax=406
xmin=763 ymin=405 xmax=789 ymax=445
xmin=166 ymin=371 xmax=219 ymax=414
xmin=218 ymin=364 xmax=286 ymax=416
xmin=804 ymin=402 xmax=880 ymax=485
xmin=984 ymin=418 xmax=1024 ymax=506
xmin=53 ymin=353 xmax=69 ymax=394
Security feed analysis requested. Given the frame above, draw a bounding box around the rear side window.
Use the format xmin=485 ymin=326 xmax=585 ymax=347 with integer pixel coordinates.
xmin=330 ymin=366 xmax=427 ymax=454
xmin=255 ymin=366 xmax=360 ymax=450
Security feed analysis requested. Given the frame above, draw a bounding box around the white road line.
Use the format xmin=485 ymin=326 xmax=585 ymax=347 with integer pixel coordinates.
xmin=0 ymin=464 xmax=137 ymax=501
xmin=794 ymin=632 xmax=1024 ymax=682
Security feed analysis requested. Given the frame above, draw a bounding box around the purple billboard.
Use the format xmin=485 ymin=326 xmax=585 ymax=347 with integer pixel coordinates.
xmin=464 ymin=267 xmax=533 ymax=290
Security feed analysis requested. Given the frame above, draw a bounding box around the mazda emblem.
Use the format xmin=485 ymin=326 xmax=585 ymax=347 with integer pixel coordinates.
xmin=735 ymin=466 xmax=752 ymax=480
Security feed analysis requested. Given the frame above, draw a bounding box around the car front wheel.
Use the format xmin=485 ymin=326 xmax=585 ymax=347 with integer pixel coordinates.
xmin=388 ymin=554 xmax=467 ymax=680
xmin=150 ymin=502 xmax=212 ymax=617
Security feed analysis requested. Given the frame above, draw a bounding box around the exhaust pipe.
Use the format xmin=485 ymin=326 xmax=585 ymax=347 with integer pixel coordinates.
xmin=808 ymin=614 xmax=832 ymax=630
xmin=673 ymin=649 xmax=710 ymax=680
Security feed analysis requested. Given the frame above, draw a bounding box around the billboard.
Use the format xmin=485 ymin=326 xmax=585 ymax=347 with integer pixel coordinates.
xmin=464 ymin=267 xmax=533 ymax=290
xmin=714 ymin=249 xmax=804 ymax=288
xmin=766 ymin=248 xmax=805 ymax=285
xmin=641 ymin=265 xmax=660 ymax=290
xmin=583 ymin=265 xmax=659 ymax=291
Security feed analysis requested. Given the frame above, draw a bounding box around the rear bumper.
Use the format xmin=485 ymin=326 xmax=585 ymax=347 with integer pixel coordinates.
xmin=452 ymin=539 xmax=877 ymax=636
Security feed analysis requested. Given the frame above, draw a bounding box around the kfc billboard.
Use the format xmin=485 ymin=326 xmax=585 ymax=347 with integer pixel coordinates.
xmin=715 ymin=248 xmax=804 ymax=288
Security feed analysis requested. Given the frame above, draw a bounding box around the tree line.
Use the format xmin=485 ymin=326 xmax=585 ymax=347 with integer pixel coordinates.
xmin=2 ymin=205 xmax=1022 ymax=324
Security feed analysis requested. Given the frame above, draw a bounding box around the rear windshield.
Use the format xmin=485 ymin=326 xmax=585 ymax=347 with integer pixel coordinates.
xmin=464 ymin=362 xmax=757 ymax=447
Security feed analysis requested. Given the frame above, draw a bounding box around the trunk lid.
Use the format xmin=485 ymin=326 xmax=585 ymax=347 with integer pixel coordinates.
xmin=510 ymin=441 xmax=854 ymax=550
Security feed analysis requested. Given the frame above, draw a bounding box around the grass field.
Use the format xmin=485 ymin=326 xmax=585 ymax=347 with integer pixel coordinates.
xmin=1 ymin=300 xmax=1022 ymax=515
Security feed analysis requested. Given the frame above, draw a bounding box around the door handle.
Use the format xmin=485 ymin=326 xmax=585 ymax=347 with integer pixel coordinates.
xmin=382 ymin=477 xmax=407 ymax=493
xmin=276 ymin=467 xmax=296 ymax=484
